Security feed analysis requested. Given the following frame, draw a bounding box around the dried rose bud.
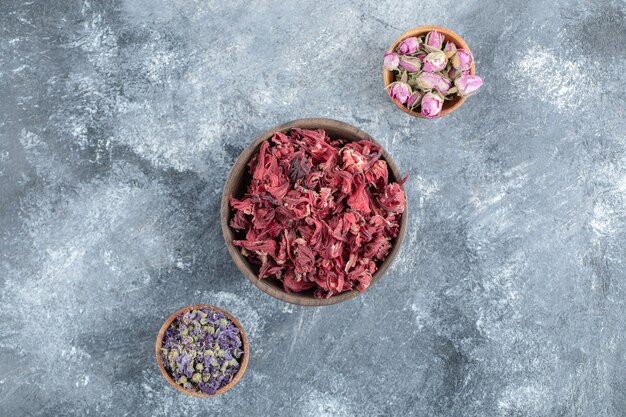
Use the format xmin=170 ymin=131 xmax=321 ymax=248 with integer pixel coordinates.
xmin=449 ymin=67 xmax=470 ymax=79
xmin=387 ymin=81 xmax=412 ymax=104
xmin=451 ymin=49 xmax=473 ymax=71
xmin=398 ymin=56 xmax=421 ymax=72
xmin=416 ymin=72 xmax=451 ymax=94
xmin=383 ymin=52 xmax=400 ymax=71
xmin=425 ymin=30 xmax=444 ymax=49
xmin=420 ymin=92 xmax=444 ymax=118
xmin=455 ymin=74 xmax=483 ymax=97
xmin=422 ymin=51 xmax=447 ymax=72
xmin=406 ymin=91 xmax=422 ymax=110
xmin=397 ymin=37 xmax=419 ymax=54
xmin=443 ymin=41 xmax=457 ymax=58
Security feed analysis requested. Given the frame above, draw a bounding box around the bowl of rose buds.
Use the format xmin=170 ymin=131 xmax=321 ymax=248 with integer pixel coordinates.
xmin=383 ymin=26 xmax=483 ymax=118
xmin=221 ymin=118 xmax=409 ymax=306
xmin=156 ymin=304 xmax=249 ymax=397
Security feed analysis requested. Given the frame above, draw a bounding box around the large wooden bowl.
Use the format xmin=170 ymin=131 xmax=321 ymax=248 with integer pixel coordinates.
xmin=220 ymin=118 xmax=408 ymax=306
xmin=383 ymin=25 xmax=476 ymax=118
xmin=155 ymin=304 xmax=250 ymax=397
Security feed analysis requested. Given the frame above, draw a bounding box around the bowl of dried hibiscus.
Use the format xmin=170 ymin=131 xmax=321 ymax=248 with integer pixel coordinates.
xmin=221 ymin=118 xmax=408 ymax=306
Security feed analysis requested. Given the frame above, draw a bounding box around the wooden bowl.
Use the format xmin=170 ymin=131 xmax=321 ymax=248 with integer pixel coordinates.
xmin=383 ymin=25 xmax=476 ymax=118
xmin=220 ymin=118 xmax=408 ymax=306
xmin=155 ymin=304 xmax=250 ymax=397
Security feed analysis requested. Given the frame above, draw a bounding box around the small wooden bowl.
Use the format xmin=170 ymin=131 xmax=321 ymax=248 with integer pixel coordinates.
xmin=220 ymin=118 xmax=408 ymax=306
xmin=383 ymin=25 xmax=476 ymax=118
xmin=155 ymin=304 xmax=250 ymax=397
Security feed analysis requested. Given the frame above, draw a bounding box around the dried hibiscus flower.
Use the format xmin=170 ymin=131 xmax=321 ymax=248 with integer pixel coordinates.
xmin=230 ymin=128 xmax=407 ymax=299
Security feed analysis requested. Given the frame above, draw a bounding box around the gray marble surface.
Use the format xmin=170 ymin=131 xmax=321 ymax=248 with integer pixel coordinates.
xmin=1 ymin=1 xmax=625 ymax=416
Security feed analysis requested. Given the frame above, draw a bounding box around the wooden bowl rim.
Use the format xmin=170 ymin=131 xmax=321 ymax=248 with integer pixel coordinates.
xmin=382 ymin=25 xmax=476 ymax=118
xmin=155 ymin=304 xmax=250 ymax=397
xmin=220 ymin=117 xmax=409 ymax=306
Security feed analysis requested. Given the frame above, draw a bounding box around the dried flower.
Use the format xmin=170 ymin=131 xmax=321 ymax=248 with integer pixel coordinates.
xmin=420 ymin=92 xmax=444 ymax=118
xmin=447 ymin=67 xmax=464 ymax=79
xmin=387 ymin=81 xmax=412 ymax=104
xmin=416 ymin=72 xmax=451 ymax=94
xmin=160 ymin=308 xmax=243 ymax=395
xmin=443 ymin=41 xmax=457 ymax=58
xmin=424 ymin=30 xmax=444 ymax=49
xmin=452 ymin=49 xmax=473 ymax=71
xmin=422 ymin=51 xmax=447 ymax=72
xmin=230 ymin=129 xmax=407 ymax=298
xmin=383 ymin=52 xmax=400 ymax=71
xmin=397 ymin=37 xmax=419 ymax=54
xmin=406 ymin=91 xmax=422 ymax=109
xmin=455 ymin=74 xmax=483 ymax=97
xmin=398 ymin=56 xmax=421 ymax=72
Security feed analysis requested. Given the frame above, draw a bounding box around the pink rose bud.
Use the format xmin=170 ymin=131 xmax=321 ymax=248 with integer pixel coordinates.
xmin=398 ymin=56 xmax=421 ymax=72
xmin=422 ymin=51 xmax=447 ymax=72
xmin=455 ymin=74 xmax=483 ymax=97
xmin=452 ymin=49 xmax=473 ymax=71
xmin=420 ymin=92 xmax=444 ymax=118
xmin=398 ymin=37 xmax=419 ymax=54
xmin=406 ymin=91 xmax=422 ymax=109
xmin=416 ymin=72 xmax=451 ymax=94
xmin=443 ymin=41 xmax=457 ymax=58
xmin=425 ymin=30 xmax=444 ymax=49
xmin=387 ymin=81 xmax=412 ymax=104
xmin=383 ymin=52 xmax=400 ymax=70
xmin=448 ymin=68 xmax=469 ymax=79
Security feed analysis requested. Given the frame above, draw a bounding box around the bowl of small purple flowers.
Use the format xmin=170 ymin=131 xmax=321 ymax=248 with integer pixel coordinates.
xmin=156 ymin=304 xmax=249 ymax=397
xmin=383 ymin=26 xmax=483 ymax=118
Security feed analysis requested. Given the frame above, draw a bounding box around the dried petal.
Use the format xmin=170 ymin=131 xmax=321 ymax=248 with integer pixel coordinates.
xmin=229 ymin=129 xmax=407 ymax=298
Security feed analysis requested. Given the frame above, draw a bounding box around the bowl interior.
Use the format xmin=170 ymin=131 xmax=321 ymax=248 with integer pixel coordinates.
xmin=383 ymin=25 xmax=476 ymax=118
xmin=155 ymin=304 xmax=250 ymax=397
xmin=220 ymin=118 xmax=408 ymax=306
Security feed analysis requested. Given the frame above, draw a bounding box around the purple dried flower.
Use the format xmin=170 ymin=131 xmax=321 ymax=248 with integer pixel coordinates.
xmin=160 ymin=308 xmax=244 ymax=394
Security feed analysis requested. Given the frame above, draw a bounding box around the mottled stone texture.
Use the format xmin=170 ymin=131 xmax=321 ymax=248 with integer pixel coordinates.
xmin=1 ymin=0 xmax=625 ymax=416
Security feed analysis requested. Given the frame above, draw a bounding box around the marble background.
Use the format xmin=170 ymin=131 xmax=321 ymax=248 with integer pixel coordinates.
xmin=1 ymin=0 xmax=625 ymax=416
